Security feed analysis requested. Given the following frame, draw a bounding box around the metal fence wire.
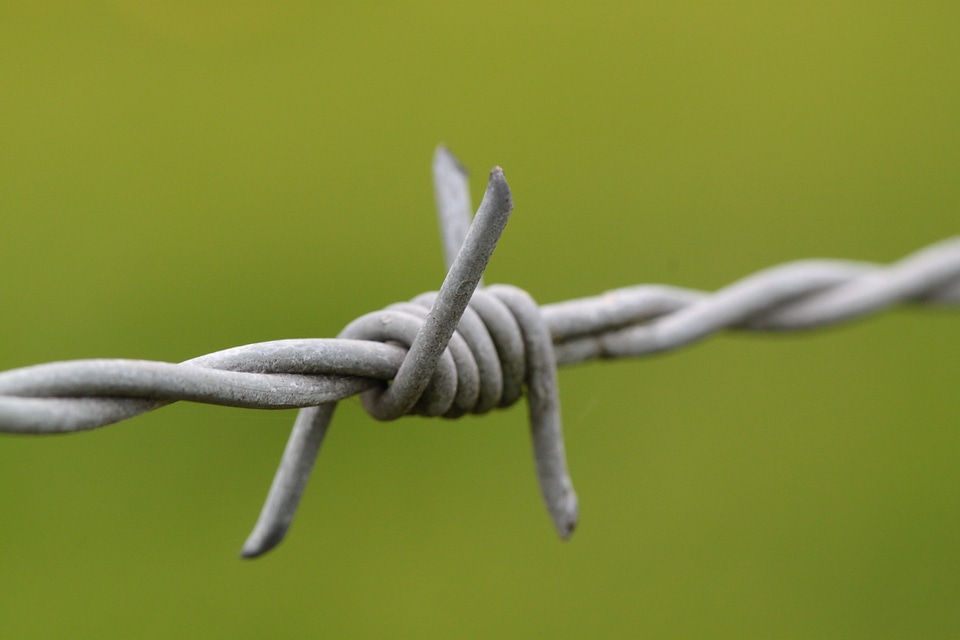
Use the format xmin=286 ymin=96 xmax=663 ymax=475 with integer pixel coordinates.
xmin=2 ymin=147 xmax=959 ymax=558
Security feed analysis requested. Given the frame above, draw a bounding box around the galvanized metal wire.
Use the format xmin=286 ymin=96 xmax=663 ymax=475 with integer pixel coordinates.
xmin=2 ymin=146 xmax=958 ymax=558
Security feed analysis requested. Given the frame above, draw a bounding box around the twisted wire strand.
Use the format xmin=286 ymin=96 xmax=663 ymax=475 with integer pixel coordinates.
xmin=2 ymin=239 xmax=956 ymax=432
xmin=1 ymin=146 xmax=958 ymax=559
xmin=544 ymin=235 xmax=960 ymax=365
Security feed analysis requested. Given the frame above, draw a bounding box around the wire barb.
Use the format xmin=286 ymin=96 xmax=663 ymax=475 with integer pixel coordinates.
xmin=433 ymin=145 xmax=474 ymax=275
xmin=1 ymin=147 xmax=958 ymax=559
xmin=240 ymin=161 xmax=576 ymax=558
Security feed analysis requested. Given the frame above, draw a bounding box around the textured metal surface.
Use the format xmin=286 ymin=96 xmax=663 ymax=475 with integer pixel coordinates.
xmin=1 ymin=146 xmax=958 ymax=558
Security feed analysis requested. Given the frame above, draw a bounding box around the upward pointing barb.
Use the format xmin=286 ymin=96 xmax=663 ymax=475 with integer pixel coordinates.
xmin=356 ymin=164 xmax=512 ymax=421
xmin=433 ymin=145 xmax=474 ymax=274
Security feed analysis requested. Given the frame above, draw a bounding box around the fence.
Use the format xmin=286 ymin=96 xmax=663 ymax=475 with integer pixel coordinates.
xmin=1 ymin=147 xmax=958 ymax=558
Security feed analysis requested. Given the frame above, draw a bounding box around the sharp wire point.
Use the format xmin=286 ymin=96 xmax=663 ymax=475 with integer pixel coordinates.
xmin=240 ymin=403 xmax=336 ymax=558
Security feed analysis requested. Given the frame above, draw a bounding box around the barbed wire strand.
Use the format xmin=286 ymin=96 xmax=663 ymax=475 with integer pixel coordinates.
xmin=1 ymin=147 xmax=958 ymax=559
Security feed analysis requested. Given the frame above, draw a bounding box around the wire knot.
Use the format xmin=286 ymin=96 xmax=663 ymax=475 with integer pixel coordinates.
xmin=343 ymin=287 xmax=533 ymax=420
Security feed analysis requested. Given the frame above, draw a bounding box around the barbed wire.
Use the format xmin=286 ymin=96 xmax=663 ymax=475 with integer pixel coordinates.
xmin=2 ymin=147 xmax=958 ymax=559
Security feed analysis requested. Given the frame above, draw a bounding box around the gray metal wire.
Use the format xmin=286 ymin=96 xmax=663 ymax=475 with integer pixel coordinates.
xmin=2 ymin=146 xmax=958 ymax=559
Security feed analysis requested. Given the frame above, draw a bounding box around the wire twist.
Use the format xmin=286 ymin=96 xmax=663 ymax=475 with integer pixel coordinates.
xmin=1 ymin=146 xmax=958 ymax=558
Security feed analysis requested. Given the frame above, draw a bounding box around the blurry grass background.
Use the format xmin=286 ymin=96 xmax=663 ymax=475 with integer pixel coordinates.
xmin=1 ymin=2 xmax=959 ymax=637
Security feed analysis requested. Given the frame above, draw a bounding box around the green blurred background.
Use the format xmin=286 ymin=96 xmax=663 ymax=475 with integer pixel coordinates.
xmin=1 ymin=2 xmax=959 ymax=637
